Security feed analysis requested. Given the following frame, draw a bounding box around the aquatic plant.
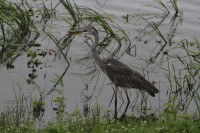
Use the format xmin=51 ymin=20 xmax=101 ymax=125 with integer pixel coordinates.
xmin=0 ymin=0 xmax=39 ymax=68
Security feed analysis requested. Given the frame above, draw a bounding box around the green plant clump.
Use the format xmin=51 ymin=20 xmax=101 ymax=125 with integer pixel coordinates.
xmin=0 ymin=0 xmax=39 ymax=68
xmin=0 ymin=106 xmax=200 ymax=133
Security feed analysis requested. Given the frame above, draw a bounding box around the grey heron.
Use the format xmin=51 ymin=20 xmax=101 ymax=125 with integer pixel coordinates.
xmin=69 ymin=26 xmax=159 ymax=119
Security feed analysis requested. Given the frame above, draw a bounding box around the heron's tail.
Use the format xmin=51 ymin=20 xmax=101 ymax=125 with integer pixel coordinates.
xmin=143 ymin=81 xmax=159 ymax=97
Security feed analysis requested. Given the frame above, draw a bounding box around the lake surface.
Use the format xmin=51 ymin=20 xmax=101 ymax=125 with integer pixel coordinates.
xmin=0 ymin=0 xmax=200 ymax=118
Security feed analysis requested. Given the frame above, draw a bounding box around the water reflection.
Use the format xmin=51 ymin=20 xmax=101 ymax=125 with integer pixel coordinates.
xmin=0 ymin=0 xmax=200 ymax=120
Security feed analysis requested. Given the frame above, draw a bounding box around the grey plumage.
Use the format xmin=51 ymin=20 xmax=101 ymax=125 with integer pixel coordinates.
xmin=101 ymin=58 xmax=159 ymax=97
xmin=69 ymin=26 xmax=159 ymax=119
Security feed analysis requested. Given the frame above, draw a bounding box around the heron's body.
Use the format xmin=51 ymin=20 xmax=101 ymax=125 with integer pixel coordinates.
xmin=97 ymin=58 xmax=158 ymax=96
xmin=69 ymin=26 xmax=159 ymax=119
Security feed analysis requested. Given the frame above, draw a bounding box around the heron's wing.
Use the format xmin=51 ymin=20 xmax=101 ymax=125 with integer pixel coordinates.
xmin=103 ymin=58 xmax=159 ymax=97
xmin=103 ymin=58 xmax=143 ymax=78
xmin=103 ymin=61 xmax=144 ymax=88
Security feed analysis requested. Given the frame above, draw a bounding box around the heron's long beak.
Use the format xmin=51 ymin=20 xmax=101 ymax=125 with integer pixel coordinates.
xmin=68 ymin=28 xmax=89 ymax=35
xmin=68 ymin=30 xmax=83 ymax=35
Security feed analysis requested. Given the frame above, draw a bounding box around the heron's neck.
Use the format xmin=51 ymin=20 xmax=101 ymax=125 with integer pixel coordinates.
xmin=91 ymin=33 xmax=104 ymax=65
xmin=91 ymin=33 xmax=99 ymax=52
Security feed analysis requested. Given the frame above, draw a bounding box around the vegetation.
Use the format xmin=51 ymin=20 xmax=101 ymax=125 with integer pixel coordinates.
xmin=0 ymin=0 xmax=200 ymax=132
xmin=0 ymin=0 xmax=39 ymax=68
xmin=1 ymin=102 xmax=200 ymax=133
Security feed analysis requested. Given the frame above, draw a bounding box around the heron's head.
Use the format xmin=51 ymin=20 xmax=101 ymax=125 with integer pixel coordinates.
xmin=68 ymin=26 xmax=98 ymax=36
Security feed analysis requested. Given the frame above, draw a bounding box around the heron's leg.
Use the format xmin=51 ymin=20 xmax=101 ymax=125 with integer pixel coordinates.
xmin=122 ymin=90 xmax=130 ymax=115
xmin=114 ymin=85 xmax=118 ymax=120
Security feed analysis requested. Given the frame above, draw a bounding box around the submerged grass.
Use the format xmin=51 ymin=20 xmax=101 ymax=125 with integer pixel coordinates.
xmin=0 ymin=0 xmax=39 ymax=68
xmin=58 ymin=0 xmax=131 ymax=56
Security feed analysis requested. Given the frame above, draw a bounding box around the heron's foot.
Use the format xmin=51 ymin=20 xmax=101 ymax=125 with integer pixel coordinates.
xmin=114 ymin=114 xmax=118 ymax=120
xmin=119 ymin=113 xmax=127 ymax=121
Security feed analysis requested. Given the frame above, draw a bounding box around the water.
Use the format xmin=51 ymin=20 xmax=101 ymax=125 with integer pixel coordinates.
xmin=0 ymin=0 xmax=199 ymax=118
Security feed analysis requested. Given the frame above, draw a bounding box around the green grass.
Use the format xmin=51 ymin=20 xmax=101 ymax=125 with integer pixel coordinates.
xmin=0 ymin=109 xmax=200 ymax=133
